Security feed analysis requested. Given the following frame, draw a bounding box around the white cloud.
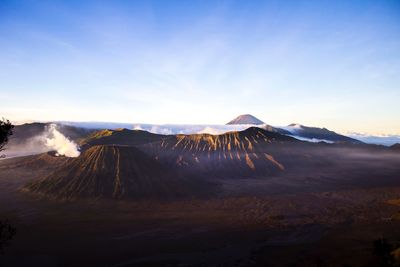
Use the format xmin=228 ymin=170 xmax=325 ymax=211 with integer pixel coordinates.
xmin=346 ymin=132 xmax=400 ymax=146
xmin=43 ymin=124 xmax=80 ymax=157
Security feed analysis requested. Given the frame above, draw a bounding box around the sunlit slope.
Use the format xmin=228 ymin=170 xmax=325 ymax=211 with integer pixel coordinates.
xmin=140 ymin=127 xmax=304 ymax=177
xmin=79 ymin=128 xmax=170 ymax=149
xmin=24 ymin=145 xmax=205 ymax=199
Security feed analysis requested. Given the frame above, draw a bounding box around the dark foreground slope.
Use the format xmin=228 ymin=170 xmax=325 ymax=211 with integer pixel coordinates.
xmin=24 ymin=145 xmax=209 ymax=200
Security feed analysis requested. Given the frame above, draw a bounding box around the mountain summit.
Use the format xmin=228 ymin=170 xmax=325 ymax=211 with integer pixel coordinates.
xmin=226 ymin=114 xmax=264 ymax=125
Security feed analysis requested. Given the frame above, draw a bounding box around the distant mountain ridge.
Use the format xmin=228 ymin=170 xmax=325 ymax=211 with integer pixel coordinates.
xmin=225 ymin=115 xmax=361 ymax=144
xmin=227 ymin=114 xmax=264 ymax=125
xmin=283 ymin=123 xmax=362 ymax=144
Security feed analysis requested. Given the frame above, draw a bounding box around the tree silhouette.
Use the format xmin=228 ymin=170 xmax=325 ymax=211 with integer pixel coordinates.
xmin=0 ymin=118 xmax=13 ymax=156
xmin=0 ymin=118 xmax=16 ymax=253
xmin=373 ymin=238 xmax=400 ymax=267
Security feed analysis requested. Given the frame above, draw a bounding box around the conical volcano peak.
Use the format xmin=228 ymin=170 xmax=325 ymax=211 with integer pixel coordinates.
xmin=24 ymin=145 xmax=206 ymax=200
xmin=226 ymin=114 xmax=264 ymax=125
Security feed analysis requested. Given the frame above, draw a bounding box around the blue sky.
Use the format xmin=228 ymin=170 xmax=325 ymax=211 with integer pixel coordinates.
xmin=0 ymin=0 xmax=399 ymax=134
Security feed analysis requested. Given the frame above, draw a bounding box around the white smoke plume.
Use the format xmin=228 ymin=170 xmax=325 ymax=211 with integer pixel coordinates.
xmin=44 ymin=124 xmax=80 ymax=157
